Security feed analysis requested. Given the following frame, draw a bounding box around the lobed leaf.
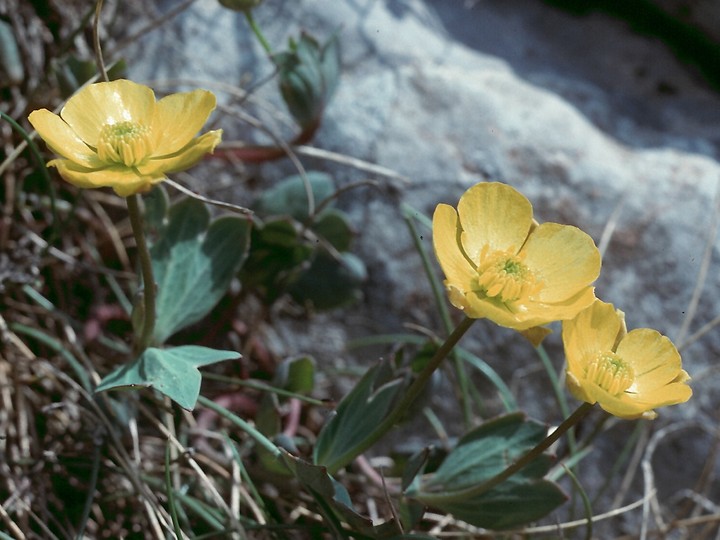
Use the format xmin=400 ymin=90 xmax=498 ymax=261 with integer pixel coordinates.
xmin=150 ymin=197 xmax=251 ymax=344
xmin=95 ymin=346 xmax=240 ymax=410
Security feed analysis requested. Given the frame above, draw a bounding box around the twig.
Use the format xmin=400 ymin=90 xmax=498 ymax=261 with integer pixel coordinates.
xmin=164 ymin=178 xmax=253 ymax=215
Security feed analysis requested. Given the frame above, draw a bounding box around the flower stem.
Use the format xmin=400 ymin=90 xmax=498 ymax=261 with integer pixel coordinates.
xmin=417 ymin=401 xmax=595 ymax=505
xmin=325 ymin=316 xmax=476 ymax=475
xmin=402 ymin=204 xmax=474 ymax=426
xmin=127 ymin=194 xmax=156 ymax=353
xmin=244 ymin=9 xmax=273 ymax=57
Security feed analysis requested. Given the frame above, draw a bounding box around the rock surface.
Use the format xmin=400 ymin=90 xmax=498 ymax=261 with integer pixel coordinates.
xmin=126 ymin=0 xmax=720 ymax=531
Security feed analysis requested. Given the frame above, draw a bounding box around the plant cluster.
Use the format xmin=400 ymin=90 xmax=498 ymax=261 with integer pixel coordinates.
xmin=0 ymin=1 xmax=703 ymax=538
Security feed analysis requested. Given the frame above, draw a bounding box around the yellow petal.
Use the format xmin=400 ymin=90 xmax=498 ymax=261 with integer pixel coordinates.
xmin=28 ymin=109 xmax=103 ymax=168
xmin=459 ymin=288 xmax=580 ymax=330
xmin=456 ymin=182 xmax=533 ymax=262
xmin=563 ymin=300 xmax=624 ymax=390
xmin=522 ymin=223 xmax=601 ymax=303
xmin=616 ymin=329 xmax=683 ymax=392
xmin=565 ymin=370 xmax=594 ymax=404
xmin=625 ymin=382 xmax=692 ymax=409
xmin=432 ymin=204 xmax=476 ymax=295
xmin=61 ymin=80 xmax=156 ymax=146
xmin=594 ymin=396 xmax=647 ymax=419
xmin=152 ymin=89 xmax=218 ymax=155
xmin=461 ymin=293 xmax=541 ymax=329
xmin=575 ymin=383 xmax=649 ymax=418
xmin=546 ymin=286 xmax=597 ymax=318
xmin=589 ymin=379 xmax=691 ymax=419
xmin=518 ymin=286 xmax=597 ymax=328
xmin=51 ymin=159 xmax=163 ymax=196
xmin=136 ymin=130 xmax=222 ymax=176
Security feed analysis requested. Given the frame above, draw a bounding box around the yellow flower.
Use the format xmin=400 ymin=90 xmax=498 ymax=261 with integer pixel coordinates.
xmin=562 ymin=300 xmax=692 ymax=419
xmin=28 ymin=79 xmax=222 ymax=197
xmin=432 ymin=182 xmax=601 ymax=332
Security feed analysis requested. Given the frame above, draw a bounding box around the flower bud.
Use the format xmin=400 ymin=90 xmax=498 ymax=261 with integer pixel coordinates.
xmin=218 ymin=0 xmax=264 ymax=11
xmin=274 ymin=32 xmax=340 ymax=130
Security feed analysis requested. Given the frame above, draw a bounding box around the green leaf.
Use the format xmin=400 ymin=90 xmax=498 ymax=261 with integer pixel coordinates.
xmin=0 ymin=19 xmax=23 ymax=86
xmin=253 ymin=172 xmax=334 ymax=222
xmin=95 ymin=346 xmax=240 ymax=410
xmin=256 ymin=355 xmax=316 ymax=467
xmin=239 ymin=218 xmax=313 ymax=301
xmin=432 ymin=480 xmax=566 ymax=530
xmin=401 ymin=447 xmax=431 ymax=493
xmin=143 ymin=184 xmax=170 ymax=236
xmin=312 ymin=208 xmax=354 ymax=251
xmin=255 ymin=218 xmax=300 ymax=247
xmin=281 ymin=450 xmax=402 ymax=537
xmin=426 ymin=413 xmax=550 ymax=490
xmin=314 ymin=360 xmax=404 ymax=468
xmin=275 ymin=355 xmax=315 ymax=395
xmin=289 ymin=251 xmax=366 ymax=310
xmin=409 ymin=413 xmax=567 ymax=529
xmin=150 ymin=198 xmax=251 ymax=344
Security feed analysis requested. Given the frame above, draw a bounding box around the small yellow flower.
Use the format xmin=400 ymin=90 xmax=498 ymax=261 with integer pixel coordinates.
xmin=28 ymin=79 xmax=222 ymax=197
xmin=433 ymin=182 xmax=601 ymax=332
xmin=563 ymin=300 xmax=692 ymax=419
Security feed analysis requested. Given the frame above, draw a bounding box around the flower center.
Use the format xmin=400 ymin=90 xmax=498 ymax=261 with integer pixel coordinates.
xmin=586 ymin=352 xmax=634 ymax=395
xmin=474 ymin=246 xmax=541 ymax=303
xmin=97 ymin=121 xmax=152 ymax=166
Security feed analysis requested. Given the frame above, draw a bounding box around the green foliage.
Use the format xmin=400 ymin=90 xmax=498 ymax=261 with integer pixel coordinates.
xmin=0 ymin=19 xmax=23 ymax=87
xmin=407 ymin=413 xmax=567 ymax=529
xmin=148 ymin=196 xmax=251 ymax=344
xmin=142 ymin=184 xmax=170 ymax=235
xmin=288 ymin=251 xmax=366 ymax=310
xmin=256 ymin=356 xmax=316 ymax=472
xmin=240 ymin=217 xmax=312 ymax=302
xmin=313 ymin=360 xmax=405 ymax=469
xmin=274 ymin=31 xmax=341 ymax=129
xmin=218 ymin=0 xmax=264 ymax=11
xmin=95 ymin=346 xmax=240 ymax=410
xmin=253 ymin=171 xmax=334 ymax=221
xmin=281 ymin=450 xmax=402 ymax=538
xmin=243 ymin=171 xmax=366 ymax=310
xmin=94 ymin=192 xmax=250 ymax=411
xmin=275 ymin=355 xmax=315 ymax=394
xmin=313 ymin=208 xmax=354 ymax=251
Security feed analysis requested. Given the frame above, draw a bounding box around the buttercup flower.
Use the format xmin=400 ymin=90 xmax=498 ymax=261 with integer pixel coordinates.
xmin=28 ymin=79 xmax=222 ymax=197
xmin=433 ymin=182 xmax=601 ymax=332
xmin=562 ymin=299 xmax=691 ymax=419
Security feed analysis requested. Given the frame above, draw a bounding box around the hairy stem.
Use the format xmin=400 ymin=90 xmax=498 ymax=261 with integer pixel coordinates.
xmin=127 ymin=194 xmax=156 ymax=353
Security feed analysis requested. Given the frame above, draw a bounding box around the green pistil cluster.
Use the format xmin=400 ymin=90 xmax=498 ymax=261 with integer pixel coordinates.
xmin=476 ymin=250 xmax=538 ymax=303
xmin=587 ymin=352 xmax=634 ymax=395
xmin=97 ymin=121 xmax=152 ymax=167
